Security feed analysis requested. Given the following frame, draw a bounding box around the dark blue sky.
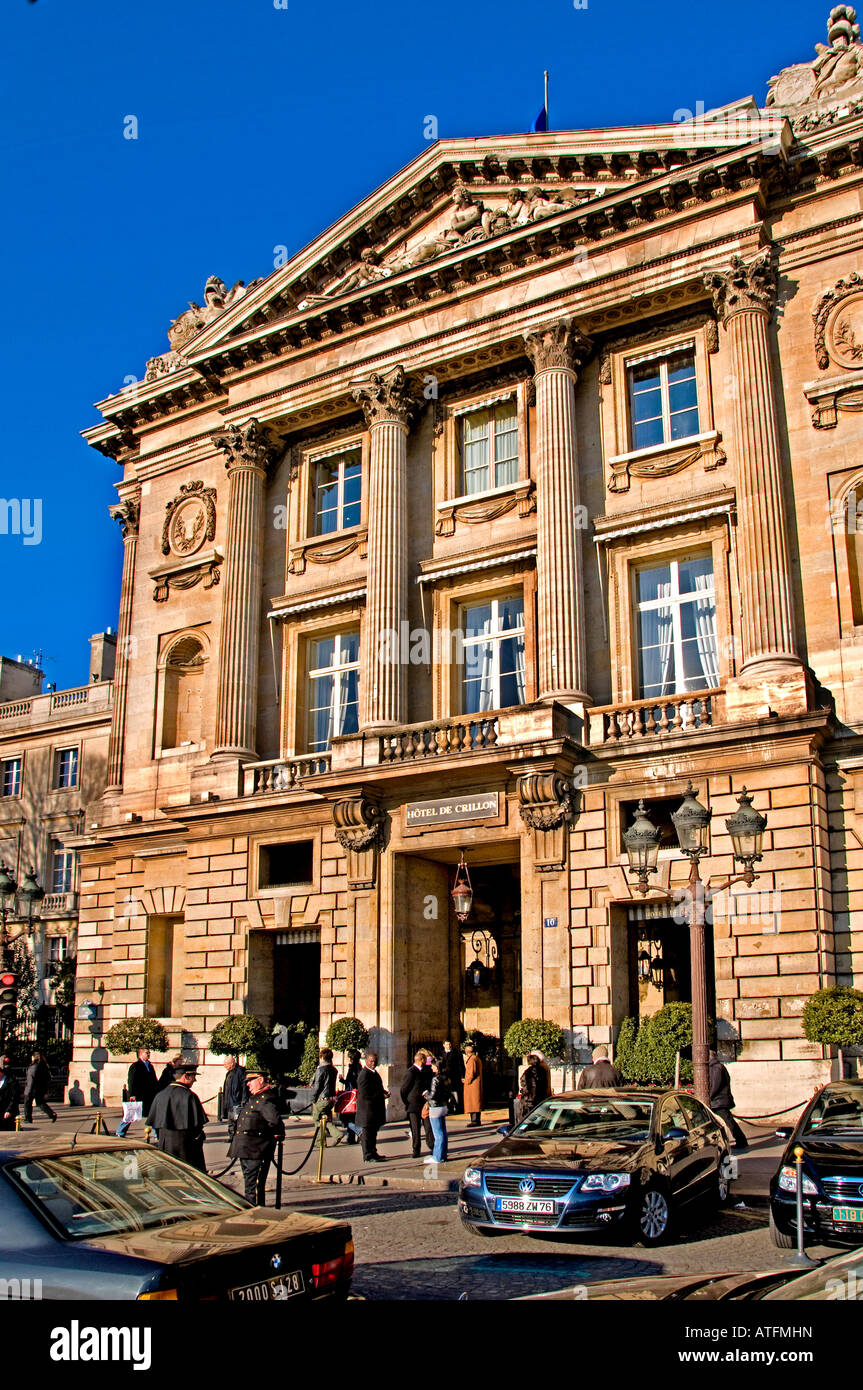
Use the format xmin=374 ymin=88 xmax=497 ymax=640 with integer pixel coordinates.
xmin=0 ymin=0 xmax=826 ymax=688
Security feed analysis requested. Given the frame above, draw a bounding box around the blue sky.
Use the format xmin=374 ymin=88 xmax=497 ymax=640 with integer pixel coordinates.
xmin=0 ymin=0 xmax=827 ymax=688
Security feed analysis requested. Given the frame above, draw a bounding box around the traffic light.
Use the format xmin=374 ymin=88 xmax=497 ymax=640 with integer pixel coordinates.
xmin=0 ymin=972 xmax=17 ymax=1024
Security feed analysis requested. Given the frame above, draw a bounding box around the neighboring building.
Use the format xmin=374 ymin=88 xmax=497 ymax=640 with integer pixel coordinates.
xmin=74 ymin=10 xmax=863 ymax=1109
xmin=0 ymin=637 xmax=114 ymax=1028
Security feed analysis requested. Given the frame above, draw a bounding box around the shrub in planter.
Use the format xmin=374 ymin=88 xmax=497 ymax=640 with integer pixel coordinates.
xmin=325 ymin=1016 xmax=369 ymax=1054
xmin=503 ymin=1018 xmax=566 ymax=1062
xmin=614 ymin=1016 xmax=639 ymax=1081
xmin=208 ymin=1014 xmax=270 ymax=1059
xmin=298 ymin=1031 xmax=320 ymax=1084
xmin=104 ymin=1017 xmax=169 ymax=1057
xmin=803 ymin=986 xmax=863 ymax=1075
xmin=630 ymin=1003 xmax=694 ymax=1085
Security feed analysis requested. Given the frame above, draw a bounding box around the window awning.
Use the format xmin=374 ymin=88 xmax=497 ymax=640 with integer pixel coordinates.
xmin=595 ymin=503 xmax=733 ymax=545
xmin=269 ymin=587 xmax=366 ymax=619
xmin=417 ymin=548 xmax=537 ymax=585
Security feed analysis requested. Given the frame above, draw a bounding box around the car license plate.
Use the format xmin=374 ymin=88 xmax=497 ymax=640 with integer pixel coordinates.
xmin=229 ymin=1270 xmax=304 ymax=1301
xmin=494 ymin=1197 xmax=556 ymax=1214
xmin=832 ymin=1206 xmax=863 ymax=1224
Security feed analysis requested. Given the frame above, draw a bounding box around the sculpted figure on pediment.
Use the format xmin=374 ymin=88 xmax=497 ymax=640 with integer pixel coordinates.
xmin=766 ymin=4 xmax=863 ymax=109
xmin=331 ymin=248 xmax=393 ymax=295
xmin=145 ymin=274 xmax=262 ymax=381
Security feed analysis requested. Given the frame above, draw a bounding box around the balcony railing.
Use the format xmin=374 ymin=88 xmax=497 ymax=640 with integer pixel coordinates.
xmin=41 ymin=891 xmax=78 ymax=916
xmin=50 ymin=688 xmax=90 ymax=711
xmin=588 ymin=690 xmax=721 ymax=745
xmin=0 ymin=681 xmax=112 ymax=726
xmin=380 ymin=715 xmax=500 ymax=762
xmin=243 ymin=754 xmax=332 ymax=795
xmin=0 ymin=699 xmax=32 ymax=720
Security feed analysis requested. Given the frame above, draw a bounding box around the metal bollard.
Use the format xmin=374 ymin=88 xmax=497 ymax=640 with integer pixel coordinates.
xmin=275 ymin=1138 xmax=283 ymax=1210
xmin=14 ymin=1115 xmax=21 ymax=1131
xmin=94 ymin=1110 xmax=103 ymax=1136
xmin=793 ymin=1144 xmax=818 ymax=1266
xmin=315 ymin=1114 xmax=327 ymax=1183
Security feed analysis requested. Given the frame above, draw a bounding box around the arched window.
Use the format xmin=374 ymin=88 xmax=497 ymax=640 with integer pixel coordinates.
xmin=160 ymin=636 xmax=205 ymax=751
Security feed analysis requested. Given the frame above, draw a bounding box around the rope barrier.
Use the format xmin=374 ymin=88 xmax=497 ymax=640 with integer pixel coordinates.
xmin=737 ymin=1100 xmax=809 ymax=1122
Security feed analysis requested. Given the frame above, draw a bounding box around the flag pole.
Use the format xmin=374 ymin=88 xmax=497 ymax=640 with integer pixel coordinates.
xmin=544 ymin=70 xmax=549 ymax=131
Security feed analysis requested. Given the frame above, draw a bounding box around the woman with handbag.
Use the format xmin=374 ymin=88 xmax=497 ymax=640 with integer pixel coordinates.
xmin=424 ymin=1057 xmax=451 ymax=1163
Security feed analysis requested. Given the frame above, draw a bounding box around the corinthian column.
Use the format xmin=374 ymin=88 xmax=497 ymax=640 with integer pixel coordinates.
xmin=524 ymin=320 xmax=592 ymax=704
xmin=704 ymin=250 xmax=799 ymax=676
xmin=106 ymin=492 xmax=140 ymax=790
xmin=352 ymin=366 xmax=415 ymax=730
xmin=212 ymin=418 xmax=276 ymax=757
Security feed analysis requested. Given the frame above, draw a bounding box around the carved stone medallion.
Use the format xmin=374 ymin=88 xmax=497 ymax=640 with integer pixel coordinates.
xmin=161 ymin=481 xmax=217 ymax=558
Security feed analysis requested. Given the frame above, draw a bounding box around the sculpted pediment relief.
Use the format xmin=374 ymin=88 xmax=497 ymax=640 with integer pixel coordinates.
xmin=145 ymin=275 xmax=262 ymax=381
xmin=766 ymin=4 xmax=863 ymax=124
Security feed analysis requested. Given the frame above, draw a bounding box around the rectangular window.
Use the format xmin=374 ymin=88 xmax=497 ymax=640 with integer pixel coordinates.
xmin=54 ymin=747 xmax=79 ymax=790
xmin=45 ymin=934 xmax=68 ymax=979
xmin=51 ymin=846 xmax=76 ymax=895
xmin=627 ymin=347 xmax=699 ymax=452
xmin=635 ymin=556 xmax=718 ymax=700
xmin=1 ymin=758 xmax=21 ymax=797
xmin=461 ymin=595 xmax=526 ymax=714
xmin=307 ymin=631 xmax=360 ymax=753
xmin=313 ymin=447 xmax=362 ymax=535
xmin=259 ymin=841 xmax=314 ymax=889
xmin=460 ymin=401 xmax=518 ymax=495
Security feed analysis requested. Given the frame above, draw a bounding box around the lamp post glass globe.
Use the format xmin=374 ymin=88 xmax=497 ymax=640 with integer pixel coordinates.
xmin=623 ymin=800 xmax=661 ymax=893
xmin=451 ymin=851 xmax=473 ymax=922
xmin=0 ymin=863 xmax=16 ymax=906
xmin=671 ymin=781 xmax=712 ymax=858
xmin=17 ymin=867 xmax=44 ymax=924
xmin=725 ymin=786 xmax=767 ymax=871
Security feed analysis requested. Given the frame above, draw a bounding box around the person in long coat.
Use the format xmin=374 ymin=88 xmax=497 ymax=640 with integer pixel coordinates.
xmin=23 ymin=1052 xmax=56 ymax=1123
xmin=146 ymin=1062 xmax=208 ymax=1170
xmin=228 ymin=1070 xmax=285 ymax=1205
xmin=117 ymin=1047 xmax=160 ymax=1138
xmin=355 ymin=1052 xmax=388 ymax=1162
xmin=442 ymin=1040 xmax=465 ymax=1114
xmin=0 ymin=1056 xmax=20 ymax=1131
xmin=463 ymin=1042 xmax=483 ymax=1127
xmin=515 ymin=1053 xmax=549 ymax=1123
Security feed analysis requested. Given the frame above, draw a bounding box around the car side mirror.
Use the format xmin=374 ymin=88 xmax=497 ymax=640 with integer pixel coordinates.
xmin=775 ymin=1127 xmax=793 ymax=1140
xmin=498 ymin=1125 xmax=511 ymax=1136
xmin=663 ymin=1127 xmax=688 ymax=1142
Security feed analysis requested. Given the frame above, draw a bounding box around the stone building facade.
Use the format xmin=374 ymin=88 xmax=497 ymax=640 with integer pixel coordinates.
xmin=0 ymin=638 xmax=114 ymax=1010
xmin=74 ymin=10 xmax=863 ymax=1108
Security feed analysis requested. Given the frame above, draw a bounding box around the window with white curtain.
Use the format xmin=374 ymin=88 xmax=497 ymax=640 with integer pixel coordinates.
xmin=461 ymin=596 xmax=526 ymax=714
xmin=307 ymin=632 xmax=360 ymax=753
xmin=51 ymin=845 xmax=76 ymax=894
xmin=635 ymin=556 xmax=718 ymax=700
xmin=460 ymin=401 xmax=518 ymax=495
xmin=1 ymin=758 xmax=21 ymax=797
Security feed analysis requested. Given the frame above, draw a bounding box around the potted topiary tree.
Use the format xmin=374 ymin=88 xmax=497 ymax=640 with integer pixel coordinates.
xmin=802 ymin=986 xmax=863 ymax=1079
xmin=630 ymin=1002 xmax=694 ymax=1086
xmin=325 ymin=1016 xmax=369 ymax=1056
xmin=104 ymin=1017 xmax=169 ymax=1057
xmin=208 ymin=1013 xmax=270 ymax=1062
xmin=614 ymin=1016 xmax=639 ymax=1081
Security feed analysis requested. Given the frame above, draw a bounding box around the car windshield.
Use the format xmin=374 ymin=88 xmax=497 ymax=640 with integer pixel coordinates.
xmin=761 ymin=1250 xmax=863 ymax=1302
xmin=6 ymin=1147 xmax=246 ymax=1241
xmin=512 ymin=1098 xmax=654 ymax=1141
xmin=803 ymin=1088 xmax=863 ymax=1136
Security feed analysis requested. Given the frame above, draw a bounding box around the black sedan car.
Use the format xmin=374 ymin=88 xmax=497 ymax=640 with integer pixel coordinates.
xmin=770 ymin=1079 xmax=863 ymax=1249
xmin=458 ymin=1088 xmax=732 ymax=1245
xmin=0 ymin=1133 xmax=353 ymax=1300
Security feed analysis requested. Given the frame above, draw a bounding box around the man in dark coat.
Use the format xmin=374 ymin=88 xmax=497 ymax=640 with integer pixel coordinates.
xmin=516 ymin=1053 xmax=549 ymax=1122
xmin=577 ymin=1046 xmax=622 ymax=1089
xmin=23 ymin=1051 xmax=56 ymax=1123
xmin=117 ymin=1047 xmax=160 ymax=1137
xmin=0 ymin=1056 xmax=19 ymax=1130
xmin=221 ymin=1055 xmax=249 ymax=1142
xmin=310 ymin=1048 xmax=338 ymax=1126
xmin=228 ymin=1070 xmax=285 ymax=1205
xmin=356 ymin=1052 xmax=388 ymax=1162
xmin=442 ymin=1040 xmax=465 ymax=1114
xmin=400 ymin=1051 xmax=433 ymax=1157
xmin=157 ymin=1054 xmax=183 ymax=1091
xmin=709 ymin=1050 xmax=749 ymax=1150
xmin=146 ymin=1062 xmax=208 ymax=1170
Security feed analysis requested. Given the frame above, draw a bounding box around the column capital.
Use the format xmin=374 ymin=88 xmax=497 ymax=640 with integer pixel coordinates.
xmin=109 ymin=494 xmax=140 ymax=540
xmin=703 ymin=248 xmax=778 ymax=325
xmin=352 ymin=365 xmax=417 ymax=429
xmin=524 ymin=319 xmax=592 ymax=376
xmin=212 ymin=417 xmax=279 ymax=475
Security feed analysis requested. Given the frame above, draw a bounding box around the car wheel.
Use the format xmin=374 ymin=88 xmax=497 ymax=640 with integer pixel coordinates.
xmin=715 ymin=1152 xmax=734 ymax=1207
xmin=636 ymin=1184 xmax=673 ymax=1246
xmin=460 ymin=1215 xmax=501 ymax=1238
xmin=769 ymin=1210 xmax=795 ymax=1249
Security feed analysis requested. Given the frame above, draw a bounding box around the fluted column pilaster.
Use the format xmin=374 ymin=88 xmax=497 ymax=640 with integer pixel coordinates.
xmin=704 ymin=251 xmax=799 ymax=674
xmin=212 ymin=419 xmax=276 ymax=757
xmin=106 ymin=493 xmax=140 ymax=789
xmin=524 ymin=320 xmax=592 ymax=704
xmin=353 ymin=367 xmax=415 ymax=729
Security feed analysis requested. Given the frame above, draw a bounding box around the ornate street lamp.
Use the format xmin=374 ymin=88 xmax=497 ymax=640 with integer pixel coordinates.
xmin=451 ymin=851 xmax=474 ymax=922
xmin=671 ymin=781 xmax=712 ymax=859
xmin=464 ymin=928 xmax=498 ymax=991
xmin=725 ymin=787 xmax=767 ymax=881
xmin=623 ymin=801 xmax=662 ymax=894
xmin=17 ymin=866 xmax=44 ymax=925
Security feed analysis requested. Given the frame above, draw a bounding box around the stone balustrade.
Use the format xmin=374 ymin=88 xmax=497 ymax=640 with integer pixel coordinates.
xmin=588 ymin=689 xmax=721 ymax=744
xmin=380 ymin=714 xmax=500 ymax=762
xmin=0 ymin=682 xmax=112 ymax=726
xmin=243 ymin=754 xmax=332 ymax=795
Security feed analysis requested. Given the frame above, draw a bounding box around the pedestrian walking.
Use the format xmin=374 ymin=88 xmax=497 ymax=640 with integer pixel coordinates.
xmin=424 ymin=1057 xmax=451 ymax=1162
xmin=355 ymin=1052 xmax=388 ymax=1163
xmin=577 ymin=1046 xmax=622 ymax=1089
xmin=533 ymin=1050 xmax=554 ymax=1097
xmin=116 ymin=1047 xmax=160 ymax=1138
xmin=146 ymin=1061 xmax=208 ymax=1170
xmin=442 ymin=1039 xmax=465 ymax=1114
xmin=464 ymin=1042 xmax=483 ymax=1127
xmin=0 ymin=1056 xmax=19 ymax=1131
xmin=338 ymin=1049 xmax=362 ymax=1144
xmin=515 ymin=1052 xmax=549 ymax=1123
xmin=400 ymin=1050 xmax=433 ymax=1157
xmin=310 ymin=1047 xmax=338 ymax=1134
xmin=221 ymin=1055 xmax=249 ymax=1143
xmin=228 ymin=1070 xmax=286 ymax=1206
xmin=709 ymin=1050 xmax=749 ymax=1150
xmin=23 ymin=1051 xmax=56 ymax=1124
xmin=157 ymin=1054 xmax=183 ymax=1091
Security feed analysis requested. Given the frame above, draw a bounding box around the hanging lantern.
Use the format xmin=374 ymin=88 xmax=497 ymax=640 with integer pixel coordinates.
xmin=637 ymin=949 xmax=652 ymax=982
xmin=451 ymin=851 xmax=474 ymax=922
xmin=725 ymin=786 xmax=767 ymax=874
xmin=671 ymin=781 xmax=712 ymax=858
xmin=17 ymin=867 xmax=44 ymax=925
xmin=623 ymin=801 xmax=661 ymax=894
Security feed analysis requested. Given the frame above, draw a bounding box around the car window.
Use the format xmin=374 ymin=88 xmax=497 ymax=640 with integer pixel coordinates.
xmin=761 ymin=1252 xmax=863 ymax=1302
xmin=678 ymin=1095 xmax=710 ymax=1129
xmin=803 ymin=1087 xmax=863 ymax=1136
xmin=513 ymin=1098 xmax=654 ymax=1141
xmin=5 ymin=1147 xmax=246 ymax=1240
xmin=659 ymin=1100 xmax=689 ymax=1137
